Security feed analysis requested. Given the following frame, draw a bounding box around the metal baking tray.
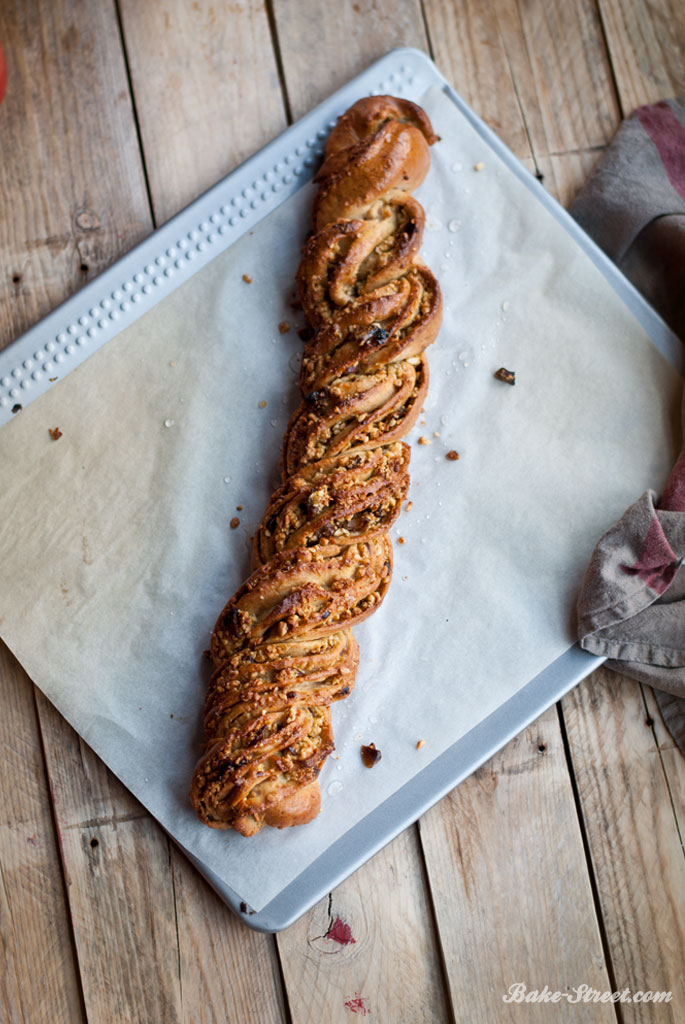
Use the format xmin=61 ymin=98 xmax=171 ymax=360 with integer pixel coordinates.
xmin=2 ymin=48 xmax=681 ymax=932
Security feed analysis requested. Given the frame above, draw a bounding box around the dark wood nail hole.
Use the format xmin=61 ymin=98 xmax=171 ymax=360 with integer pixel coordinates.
xmin=537 ymin=743 xmax=547 ymax=753
xmin=11 ymin=274 xmax=21 ymax=284
xmin=80 ymin=264 xmax=89 ymax=274
xmin=90 ymin=837 xmax=99 ymax=848
xmin=645 ymin=716 xmax=654 ymax=728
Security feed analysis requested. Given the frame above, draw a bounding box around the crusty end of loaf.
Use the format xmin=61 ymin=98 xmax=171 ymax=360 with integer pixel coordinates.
xmin=264 ymin=781 xmax=322 ymax=830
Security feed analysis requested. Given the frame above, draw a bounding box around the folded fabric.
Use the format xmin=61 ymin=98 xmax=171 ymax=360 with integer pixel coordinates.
xmin=572 ymin=97 xmax=685 ymax=754
xmin=571 ymin=96 xmax=685 ymax=339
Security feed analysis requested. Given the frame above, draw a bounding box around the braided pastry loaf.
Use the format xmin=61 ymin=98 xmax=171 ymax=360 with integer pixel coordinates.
xmin=190 ymin=96 xmax=442 ymax=836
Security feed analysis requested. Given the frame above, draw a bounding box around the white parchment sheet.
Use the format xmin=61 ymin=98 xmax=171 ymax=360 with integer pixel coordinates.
xmin=0 ymin=87 xmax=681 ymax=911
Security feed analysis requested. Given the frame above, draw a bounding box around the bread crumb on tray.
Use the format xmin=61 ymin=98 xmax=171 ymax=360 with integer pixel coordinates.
xmin=494 ymin=367 xmax=516 ymax=385
xmin=361 ymin=743 xmax=382 ymax=767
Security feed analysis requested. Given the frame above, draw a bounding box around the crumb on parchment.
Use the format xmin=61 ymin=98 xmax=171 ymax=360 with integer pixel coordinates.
xmin=361 ymin=743 xmax=382 ymax=768
xmin=446 ymin=450 xmax=460 ymax=461
xmin=278 ymin=321 xmax=291 ymax=334
xmin=242 ymin=274 xmax=252 ymax=283
xmin=49 ymin=426 xmax=62 ymax=440
xmin=230 ymin=517 xmax=240 ymax=529
xmin=494 ymin=367 xmax=516 ymax=385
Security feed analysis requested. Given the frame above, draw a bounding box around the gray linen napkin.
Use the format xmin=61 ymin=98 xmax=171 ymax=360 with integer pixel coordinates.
xmin=571 ymin=97 xmax=685 ymax=753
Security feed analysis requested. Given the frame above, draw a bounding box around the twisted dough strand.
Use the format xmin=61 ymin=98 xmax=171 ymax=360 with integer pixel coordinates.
xmin=190 ymin=96 xmax=441 ymax=836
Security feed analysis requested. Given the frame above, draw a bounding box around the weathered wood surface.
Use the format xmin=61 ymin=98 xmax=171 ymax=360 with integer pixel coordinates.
xmin=424 ymin=0 xmax=620 ymax=199
xmin=562 ymin=671 xmax=685 ymax=1021
xmin=277 ymin=828 xmax=451 ymax=1024
xmin=117 ymin=0 xmax=287 ymax=225
xmin=597 ymin=0 xmax=685 ymax=112
xmin=420 ymin=706 xmax=616 ymax=1023
xmin=0 ymin=0 xmax=683 ymax=1020
xmin=0 ymin=647 xmax=85 ymax=1024
xmin=0 ymin=0 xmax=151 ymax=351
xmin=271 ymin=0 xmax=428 ymax=121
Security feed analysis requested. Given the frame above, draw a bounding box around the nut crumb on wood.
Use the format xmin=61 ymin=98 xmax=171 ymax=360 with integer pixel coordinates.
xmin=49 ymin=426 xmax=62 ymax=440
xmin=416 ymin=739 xmax=426 ymax=749
xmin=230 ymin=517 xmax=240 ymax=529
xmin=446 ymin=450 xmax=460 ymax=461
xmin=361 ymin=743 xmax=382 ymax=768
xmin=278 ymin=321 xmax=291 ymax=334
xmin=242 ymin=274 xmax=252 ymax=283
xmin=494 ymin=367 xmax=516 ymax=385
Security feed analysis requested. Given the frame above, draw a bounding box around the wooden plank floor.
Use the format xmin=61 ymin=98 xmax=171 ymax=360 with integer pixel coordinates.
xmin=0 ymin=1 xmax=683 ymax=1021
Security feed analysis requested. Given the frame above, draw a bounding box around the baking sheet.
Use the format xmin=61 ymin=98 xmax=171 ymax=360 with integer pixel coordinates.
xmin=0 ymin=57 xmax=682 ymax=921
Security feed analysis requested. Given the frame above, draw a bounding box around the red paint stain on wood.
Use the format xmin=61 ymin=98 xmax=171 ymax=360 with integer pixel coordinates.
xmin=326 ymin=916 xmax=356 ymax=945
xmin=26 ymin=834 xmax=38 ymax=845
xmin=344 ymin=993 xmax=369 ymax=1015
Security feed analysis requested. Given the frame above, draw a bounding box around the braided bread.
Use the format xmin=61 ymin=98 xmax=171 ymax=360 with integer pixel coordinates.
xmin=190 ymin=96 xmax=441 ymax=836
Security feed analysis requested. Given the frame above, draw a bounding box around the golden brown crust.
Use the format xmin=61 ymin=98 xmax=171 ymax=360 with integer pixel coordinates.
xmin=312 ymin=96 xmax=438 ymax=231
xmin=297 ymin=192 xmax=426 ymax=325
xmin=254 ymin=443 xmax=410 ymax=565
xmin=211 ymin=537 xmax=392 ymax=662
xmin=282 ymin=357 xmax=429 ymax=477
xmin=299 ymin=264 xmax=441 ymax=394
xmin=189 ymin=94 xmax=440 ymax=835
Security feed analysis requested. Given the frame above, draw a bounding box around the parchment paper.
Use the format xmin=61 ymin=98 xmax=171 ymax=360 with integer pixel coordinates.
xmin=0 ymin=87 xmax=681 ymax=912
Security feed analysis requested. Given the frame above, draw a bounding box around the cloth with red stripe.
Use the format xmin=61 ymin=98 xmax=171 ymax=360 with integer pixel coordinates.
xmin=571 ymin=97 xmax=685 ymax=753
